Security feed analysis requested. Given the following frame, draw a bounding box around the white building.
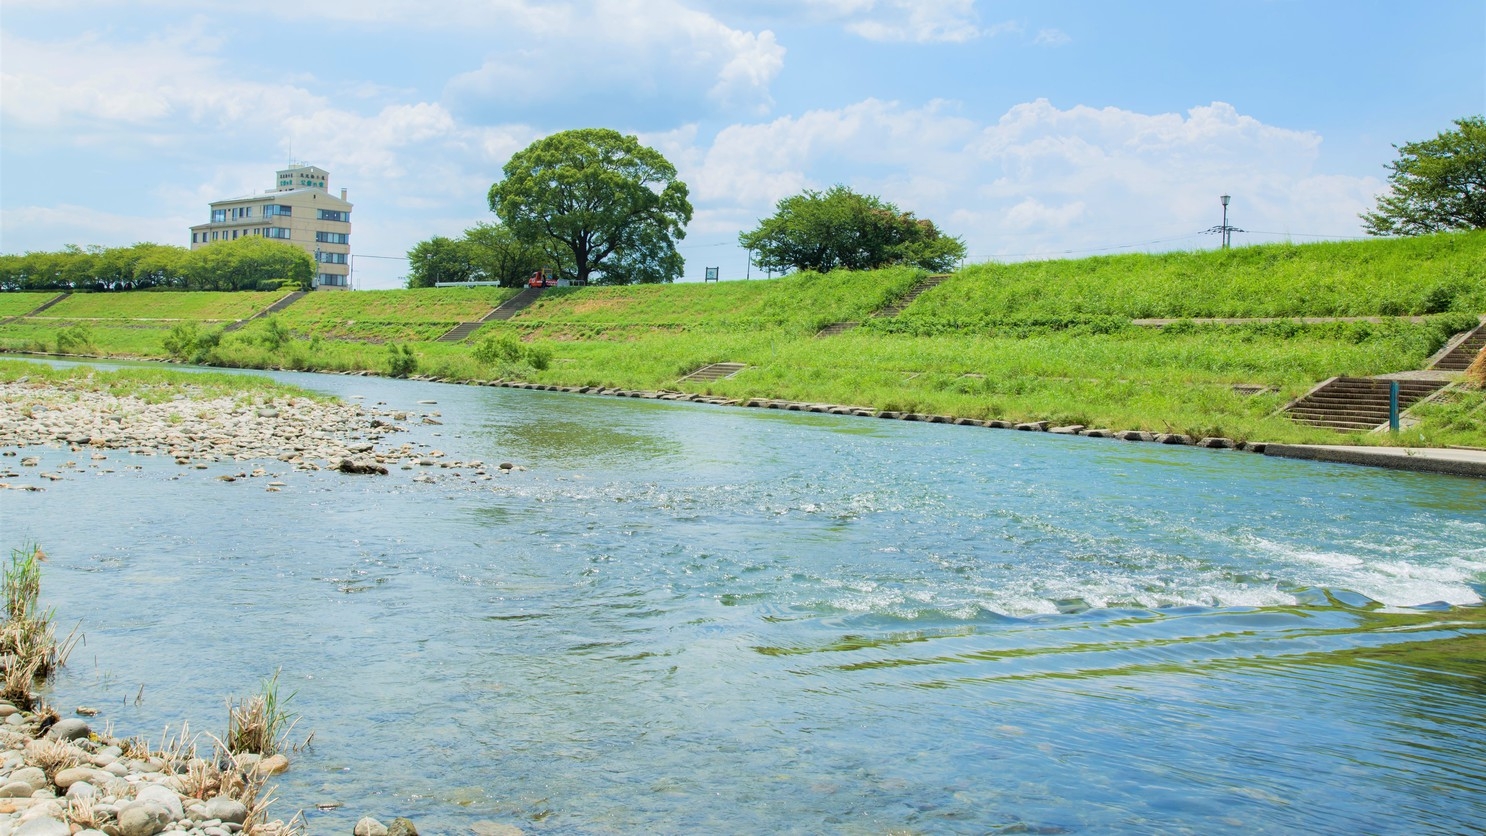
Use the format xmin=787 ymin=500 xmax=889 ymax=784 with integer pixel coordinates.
xmin=190 ymin=164 xmax=353 ymax=290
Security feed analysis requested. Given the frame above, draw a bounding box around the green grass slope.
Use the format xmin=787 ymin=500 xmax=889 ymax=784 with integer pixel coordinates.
xmin=1 ymin=234 xmax=1481 ymax=448
xmin=38 ymin=290 xmax=286 ymax=321
xmin=512 ymin=266 xmax=924 ymax=332
xmin=0 ymin=292 xmax=61 ymax=318
xmin=900 ymin=231 xmax=1486 ymax=325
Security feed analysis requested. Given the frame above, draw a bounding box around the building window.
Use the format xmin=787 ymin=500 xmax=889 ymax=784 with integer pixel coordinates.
xmin=315 ymin=231 xmax=349 ymax=244
xmin=211 ymin=209 xmax=227 ymax=223
xmin=317 ymin=251 xmax=348 ymax=265
xmin=264 ymin=205 xmax=292 ymax=217
xmin=265 ymin=227 xmax=291 ymax=240
xmin=317 ymin=209 xmax=349 ymax=222
xmin=316 ymin=272 xmax=346 ymax=287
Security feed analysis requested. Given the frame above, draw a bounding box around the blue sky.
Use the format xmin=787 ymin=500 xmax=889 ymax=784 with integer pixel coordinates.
xmin=2 ymin=1 xmax=1482 ymax=289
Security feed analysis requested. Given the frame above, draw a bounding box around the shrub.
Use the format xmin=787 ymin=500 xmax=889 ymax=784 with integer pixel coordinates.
xmin=163 ymin=321 xmax=201 ymax=360
xmin=258 ymin=316 xmax=292 ymax=351
xmin=471 ymin=332 xmax=551 ymax=379
xmin=386 ymin=342 xmax=418 ymax=377
xmin=54 ymin=324 xmax=93 ymax=354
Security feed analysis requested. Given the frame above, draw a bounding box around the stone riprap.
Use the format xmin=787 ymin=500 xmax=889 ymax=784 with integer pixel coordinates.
xmin=0 ymin=378 xmax=523 ymax=492
xmin=0 ymin=701 xmax=288 ymax=836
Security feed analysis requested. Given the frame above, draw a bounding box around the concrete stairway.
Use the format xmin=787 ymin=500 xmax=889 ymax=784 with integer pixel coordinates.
xmin=874 ymin=273 xmax=949 ymax=318
xmin=435 ymin=288 xmax=546 ymax=343
xmin=680 ymin=362 xmax=746 ymax=382
xmin=436 ymin=321 xmax=485 ymax=343
xmin=1 ymin=292 xmax=71 ymax=324
xmin=1282 ymin=377 xmax=1447 ymax=431
xmin=1430 ymin=322 xmax=1486 ymax=371
xmin=225 ymin=291 xmax=306 ymax=332
xmin=483 ymin=287 xmax=545 ymax=322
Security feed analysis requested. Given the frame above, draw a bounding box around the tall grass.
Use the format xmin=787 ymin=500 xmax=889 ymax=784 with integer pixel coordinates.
xmin=0 ymin=544 xmax=79 ymax=709
xmin=226 ymin=669 xmax=300 ymax=756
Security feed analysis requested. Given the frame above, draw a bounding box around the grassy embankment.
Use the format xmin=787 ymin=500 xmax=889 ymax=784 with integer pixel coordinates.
xmin=1 ymin=234 xmax=1483 ymax=447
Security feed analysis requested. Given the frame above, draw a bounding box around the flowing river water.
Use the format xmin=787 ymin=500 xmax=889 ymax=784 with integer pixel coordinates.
xmin=6 ymin=362 xmax=1486 ymax=833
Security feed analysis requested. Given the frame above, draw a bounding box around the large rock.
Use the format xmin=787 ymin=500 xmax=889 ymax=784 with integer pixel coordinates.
xmin=387 ymin=818 xmax=419 ymax=836
xmin=204 ymin=794 xmax=248 ymax=824
xmin=336 ymin=457 xmax=388 ymax=475
xmin=354 ymin=817 xmax=390 ymax=836
xmin=256 ymin=753 xmax=290 ymax=775
xmin=52 ymin=766 xmax=110 ymax=790
xmin=44 ymin=718 xmax=90 ymax=741
xmin=14 ymin=817 xmax=70 ymax=836
xmin=0 ymin=780 xmax=36 ymax=797
xmin=134 ymin=784 xmax=184 ymax=820
xmin=116 ymin=803 xmax=172 ymax=836
xmin=8 ymin=767 xmax=46 ymax=791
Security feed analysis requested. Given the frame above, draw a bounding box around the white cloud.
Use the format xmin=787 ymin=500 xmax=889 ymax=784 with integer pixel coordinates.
xmin=1033 ymin=28 xmax=1070 ymax=47
xmin=845 ymin=0 xmax=983 ymax=43
xmin=444 ymin=0 xmax=784 ymax=123
xmin=683 ymin=98 xmax=1379 ymax=264
xmin=0 ymin=28 xmax=324 ymax=134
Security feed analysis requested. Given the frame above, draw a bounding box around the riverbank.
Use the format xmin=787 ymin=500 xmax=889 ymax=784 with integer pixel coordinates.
xmin=0 ymin=362 xmax=524 ymax=490
xmin=2 ymin=234 xmax=1483 ymax=449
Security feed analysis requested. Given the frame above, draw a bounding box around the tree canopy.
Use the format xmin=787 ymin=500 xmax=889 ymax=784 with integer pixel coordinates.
xmin=1362 ymin=116 xmax=1486 ymax=236
xmin=739 ymin=186 xmax=966 ymax=275
xmin=0 ymin=238 xmax=312 ymax=292
xmin=488 ymin=128 xmax=692 ymax=285
xmin=405 ymin=223 xmax=551 ymax=288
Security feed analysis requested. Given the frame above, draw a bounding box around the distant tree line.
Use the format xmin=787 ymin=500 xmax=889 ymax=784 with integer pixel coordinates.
xmin=0 ymin=238 xmax=314 ymax=292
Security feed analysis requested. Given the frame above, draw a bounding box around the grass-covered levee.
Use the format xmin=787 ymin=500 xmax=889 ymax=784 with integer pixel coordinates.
xmin=1 ymin=232 xmax=1482 ymax=448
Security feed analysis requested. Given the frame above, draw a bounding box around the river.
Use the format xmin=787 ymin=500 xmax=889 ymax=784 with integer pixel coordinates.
xmin=6 ymin=362 xmax=1485 ymax=833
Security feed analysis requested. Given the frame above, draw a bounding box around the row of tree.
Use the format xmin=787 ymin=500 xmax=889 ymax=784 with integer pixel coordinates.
xmin=0 ymin=238 xmax=314 ymax=292
xmin=408 ymin=128 xmax=969 ymax=288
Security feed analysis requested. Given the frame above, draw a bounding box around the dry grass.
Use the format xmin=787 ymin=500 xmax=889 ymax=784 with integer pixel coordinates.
xmin=0 ymin=545 xmax=79 ymax=709
xmin=1467 ymin=347 xmax=1485 ymax=388
xmin=27 ymin=737 xmax=83 ymax=780
xmin=226 ymin=669 xmax=298 ymax=756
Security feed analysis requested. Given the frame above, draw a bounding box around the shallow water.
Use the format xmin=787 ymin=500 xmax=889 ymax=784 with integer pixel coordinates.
xmin=6 ymin=362 xmax=1486 ymax=833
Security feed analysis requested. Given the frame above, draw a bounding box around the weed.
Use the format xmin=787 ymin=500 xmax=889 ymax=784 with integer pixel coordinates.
xmin=226 ymin=669 xmax=299 ymax=756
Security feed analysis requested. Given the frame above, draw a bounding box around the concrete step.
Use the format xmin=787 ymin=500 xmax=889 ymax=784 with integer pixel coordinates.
xmin=224 ymin=290 xmax=305 ymax=332
xmin=680 ymin=362 xmax=746 ymax=382
xmin=484 ymin=287 xmax=545 ymax=321
xmin=436 ymin=321 xmax=484 ymax=343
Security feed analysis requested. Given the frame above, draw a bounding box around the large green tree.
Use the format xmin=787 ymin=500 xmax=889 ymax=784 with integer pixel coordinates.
xmin=488 ymin=128 xmax=693 ymax=285
xmin=740 ymin=186 xmax=966 ymax=274
xmin=406 ymin=236 xmax=476 ymax=288
xmin=1362 ymin=116 xmax=1486 ymax=235
xmin=462 ymin=222 xmax=548 ymax=287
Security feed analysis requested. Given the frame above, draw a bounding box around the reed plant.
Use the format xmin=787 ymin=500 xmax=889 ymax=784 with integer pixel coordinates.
xmin=0 ymin=544 xmax=78 ymax=709
xmin=226 ymin=669 xmax=299 ymax=756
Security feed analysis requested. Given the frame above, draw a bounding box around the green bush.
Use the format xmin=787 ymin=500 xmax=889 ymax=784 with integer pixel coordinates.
xmin=386 ymin=343 xmax=418 ymax=377
xmin=54 ymin=324 xmax=93 ymax=354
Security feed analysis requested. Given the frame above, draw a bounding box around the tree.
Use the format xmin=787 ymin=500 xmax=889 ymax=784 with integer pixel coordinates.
xmin=406 ymin=236 xmax=476 ymax=288
xmin=462 ymin=222 xmax=547 ymax=287
xmin=184 ymin=237 xmax=313 ymax=291
xmin=740 ymin=186 xmax=966 ymax=274
xmin=488 ymin=128 xmax=693 ymax=285
xmin=1362 ymin=116 xmax=1486 ymax=236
